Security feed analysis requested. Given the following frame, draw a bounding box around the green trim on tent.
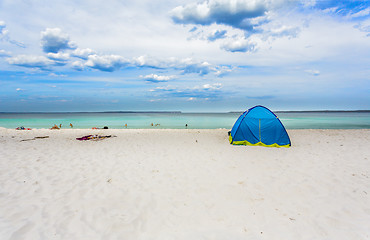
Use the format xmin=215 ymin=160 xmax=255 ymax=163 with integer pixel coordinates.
xmin=229 ymin=135 xmax=290 ymax=148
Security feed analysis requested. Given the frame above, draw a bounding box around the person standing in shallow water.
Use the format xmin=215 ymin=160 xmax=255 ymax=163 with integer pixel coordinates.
xmin=185 ymin=124 xmax=188 ymax=129
xmin=70 ymin=123 xmax=73 ymax=128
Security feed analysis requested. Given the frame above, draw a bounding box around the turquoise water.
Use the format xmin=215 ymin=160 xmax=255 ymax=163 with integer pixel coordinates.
xmin=0 ymin=112 xmax=369 ymax=129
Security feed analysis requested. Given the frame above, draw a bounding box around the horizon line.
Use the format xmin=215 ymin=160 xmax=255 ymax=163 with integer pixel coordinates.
xmin=1 ymin=110 xmax=370 ymax=114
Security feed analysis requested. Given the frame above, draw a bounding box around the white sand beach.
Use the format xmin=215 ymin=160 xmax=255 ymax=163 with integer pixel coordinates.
xmin=0 ymin=128 xmax=369 ymax=240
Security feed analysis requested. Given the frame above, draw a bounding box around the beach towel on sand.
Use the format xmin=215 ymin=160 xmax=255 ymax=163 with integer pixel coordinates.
xmin=16 ymin=126 xmax=31 ymax=130
xmin=20 ymin=136 xmax=49 ymax=142
xmin=76 ymin=135 xmax=114 ymax=141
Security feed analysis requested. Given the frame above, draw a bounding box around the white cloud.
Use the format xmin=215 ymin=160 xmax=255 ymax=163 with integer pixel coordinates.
xmin=149 ymin=99 xmax=164 ymax=102
xmin=40 ymin=28 xmax=77 ymax=53
xmin=149 ymin=82 xmax=223 ymax=101
xmin=266 ymin=25 xmax=300 ymax=38
xmin=171 ymin=1 xmax=303 ymax=53
xmin=214 ymin=65 xmax=234 ymax=77
xmin=77 ymin=55 xmax=227 ymax=76
xmin=221 ymin=37 xmax=256 ymax=52
xmin=171 ymin=0 xmax=271 ymax=31
xmin=72 ymin=48 xmax=96 ymax=59
xmin=0 ymin=21 xmax=6 ymax=35
xmin=202 ymin=83 xmax=222 ymax=90
xmin=305 ymin=69 xmax=320 ymax=76
xmin=7 ymin=55 xmax=54 ymax=69
xmin=349 ymin=7 xmax=370 ymax=18
xmin=0 ymin=20 xmax=25 ymax=47
xmin=49 ymin=73 xmax=67 ymax=77
xmin=134 ymin=56 xmax=220 ymax=76
xmin=179 ymin=58 xmax=212 ymax=75
xmin=47 ymin=52 xmax=70 ymax=61
xmin=0 ymin=49 xmax=11 ymax=57
xmin=207 ymin=29 xmax=227 ymax=41
xmin=171 ymin=0 xmax=304 ymax=52
xmin=71 ymin=61 xmax=85 ymax=71
xmin=85 ymin=54 xmax=130 ymax=72
xmin=141 ymin=74 xmax=175 ymax=83
xmin=133 ymin=55 xmax=163 ymax=68
xmin=149 ymin=85 xmax=177 ymax=92
xmin=354 ymin=22 xmax=370 ymax=35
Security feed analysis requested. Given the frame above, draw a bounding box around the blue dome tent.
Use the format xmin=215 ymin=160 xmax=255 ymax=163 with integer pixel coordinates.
xmin=229 ymin=106 xmax=291 ymax=147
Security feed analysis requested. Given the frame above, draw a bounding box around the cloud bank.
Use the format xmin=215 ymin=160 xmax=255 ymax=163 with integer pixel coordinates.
xmin=171 ymin=0 xmax=271 ymax=31
xmin=5 ymin=27 xmax=231 ymax=76
xmin=7 ymin=55 xmax=55 ymax=70
xmin=170 ymin=0 xmax=301 ymax=52
xmin=0 ymin=1 xmax=369 ymax=111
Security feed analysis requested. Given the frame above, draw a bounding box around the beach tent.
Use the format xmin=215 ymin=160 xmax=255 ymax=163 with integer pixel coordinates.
xmin=229 ymin=105 xmax=291 ymax=147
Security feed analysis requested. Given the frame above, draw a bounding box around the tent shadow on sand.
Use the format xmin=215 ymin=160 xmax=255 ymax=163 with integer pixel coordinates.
xmin=229 ymin=105 xmax=291 ymax=148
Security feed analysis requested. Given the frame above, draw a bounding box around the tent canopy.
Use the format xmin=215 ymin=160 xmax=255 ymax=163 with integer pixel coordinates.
xmin=229 ymin=105 xmax=291 ymax=147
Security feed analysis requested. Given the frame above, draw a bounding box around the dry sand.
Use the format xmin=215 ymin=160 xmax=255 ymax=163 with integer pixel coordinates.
xmin=0 ymin=128 xmax=369 ymax=240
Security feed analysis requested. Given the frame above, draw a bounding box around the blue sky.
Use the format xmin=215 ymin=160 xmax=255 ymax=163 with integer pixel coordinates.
xmin=0 ymin=0 xmax=369 ymax=112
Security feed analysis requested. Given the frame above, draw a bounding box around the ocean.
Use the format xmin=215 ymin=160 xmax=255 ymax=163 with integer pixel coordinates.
xmin=0 ymin=111 xmax=369 ymax=129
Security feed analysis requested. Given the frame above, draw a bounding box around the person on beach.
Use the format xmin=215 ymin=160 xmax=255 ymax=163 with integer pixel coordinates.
xmin=51 ymin=124 xmax=60 ymax=130
xmin=70 ymin=123 xmax=73 ymax=128
xmin=185 ymin=124 xmax=188 ymax=129
xmin=124 ymin=123 xmax=127 ymax=128
xmin=59 ymin=124 xmax=62 ymax=128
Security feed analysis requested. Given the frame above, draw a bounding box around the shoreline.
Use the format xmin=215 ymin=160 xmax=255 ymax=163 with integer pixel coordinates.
xmin=2 ymin=127 xmax=370 ymax=130
xmin=1 ymin=129 xmax=369 ymax=239
xmin=1 ymin=111 xmax=370 ymax=131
